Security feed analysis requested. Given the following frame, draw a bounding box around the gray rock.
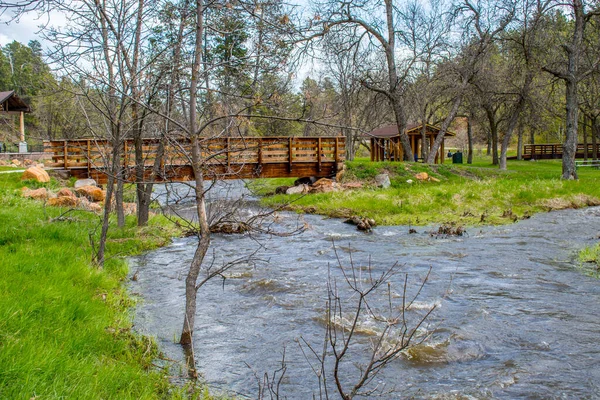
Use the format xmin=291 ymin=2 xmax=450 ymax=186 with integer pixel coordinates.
xmin=375 ymin=173 xmax=391 ymax=188
xmin=286 ymin=184 xmax=310 ymax=195
xmin=74 ymin=178 xmax=97 ymax=188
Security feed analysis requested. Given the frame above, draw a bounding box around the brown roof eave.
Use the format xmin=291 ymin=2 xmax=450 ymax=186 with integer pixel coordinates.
xmin=0 ymin=90 xmax=32 ymax=113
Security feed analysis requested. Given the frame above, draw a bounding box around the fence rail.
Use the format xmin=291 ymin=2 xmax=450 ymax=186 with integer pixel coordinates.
xmin=44 ymin=136 xmax=345 ymax=183
xmin=523 ymin=143 xmax=600 ymax=160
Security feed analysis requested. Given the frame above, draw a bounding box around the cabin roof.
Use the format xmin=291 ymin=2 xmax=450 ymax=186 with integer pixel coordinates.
xmin=365 ymin=123 xmax=455 ymax=138
xmin=0 ymin=91 xmax=31 ymax=113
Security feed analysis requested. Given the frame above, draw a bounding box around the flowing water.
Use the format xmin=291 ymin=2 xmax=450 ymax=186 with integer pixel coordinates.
xmin=131 ymin=182 xmax=600 ymax=399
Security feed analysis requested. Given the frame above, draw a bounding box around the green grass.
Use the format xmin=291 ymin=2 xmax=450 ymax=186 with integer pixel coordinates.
xmin=0 ymin=173 xmax=212 ymax=399
xmin=0 ymin=166 xmax=23 ymax=172
xmin=579 ymin=243 xmax=600 ymax=277
xmin=259 ymin=156 xmax=600 ymax=226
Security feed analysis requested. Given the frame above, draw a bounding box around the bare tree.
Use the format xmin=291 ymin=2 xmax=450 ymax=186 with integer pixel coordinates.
xmin=425 ymin=0 xmax=516 ymax=164
xmin=542 ymin=0 xmax=600 ymax=179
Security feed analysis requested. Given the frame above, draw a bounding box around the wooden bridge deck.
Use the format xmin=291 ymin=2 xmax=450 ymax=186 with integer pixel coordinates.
xmin=44 ymin=137 xmax=345 ymax=184
xmin=521 ymin=143 xmax=600 ymax=160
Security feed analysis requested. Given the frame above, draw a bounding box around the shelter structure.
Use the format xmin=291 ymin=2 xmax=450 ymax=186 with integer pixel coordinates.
xmin=0 ymin=90 xmax=32 ymax=153
xmin=366 ymin=123 xmax=455 ymax=164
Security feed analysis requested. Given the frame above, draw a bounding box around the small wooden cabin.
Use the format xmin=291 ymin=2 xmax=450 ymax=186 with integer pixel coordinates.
xmin=366 ymin=123 xmax=455 ymax=164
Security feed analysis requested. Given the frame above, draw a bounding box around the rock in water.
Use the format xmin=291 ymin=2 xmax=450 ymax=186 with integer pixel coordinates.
xmin=21 ymin=166 xmax=50 ymax=183
xmin=375 ymin=173 xmax=391 ymax=188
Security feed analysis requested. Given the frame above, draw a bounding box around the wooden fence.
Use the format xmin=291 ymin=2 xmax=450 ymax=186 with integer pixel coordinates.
xmin=44 ymin=136 xmax=345 ymax=183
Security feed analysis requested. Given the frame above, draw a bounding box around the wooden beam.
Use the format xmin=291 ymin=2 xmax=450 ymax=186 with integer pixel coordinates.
xmin=19 ymin=112 xmax=25 ymax=143
xmin=288 ymin=137 xmax=293 ymax=172
xmin=63 ymin=141 xmax=68 ymax=169
xmin=318 ymin=137 xmax=322 ymax=172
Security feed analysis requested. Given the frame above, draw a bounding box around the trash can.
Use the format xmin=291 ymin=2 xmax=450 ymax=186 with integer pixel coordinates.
xmin=452 ymin=151 xmax=463 ymax=164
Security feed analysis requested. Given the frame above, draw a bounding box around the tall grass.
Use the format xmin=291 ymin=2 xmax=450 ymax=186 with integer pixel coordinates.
xmin=0 ymin=173 xmax=202 ymax=399
xmin=260 ymin=157 xmax=600 ymax=226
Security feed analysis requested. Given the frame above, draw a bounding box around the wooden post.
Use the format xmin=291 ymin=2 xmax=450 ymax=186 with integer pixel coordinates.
xmin=441 ymin=141 xmax=445 ymax=164
xmin=19 ymin=112 xmax=25 ymax=142
xmin=317 ymin=137 xmax=322 ymax=172
xmin=411 ymin=135 xmax=416 ymax=160
xmin=288 ymin=137 xmax=293 ymax=172
xmin=87 ymin=139 xmax=91 ymax=176
xmin=226 ymin=137 xmax=231 ymax=170
xmin=370 ymin=138 xmax=374 ymax=161
xmin=335 ymin=137 xmax=339 ymax=163
xmin=63 ymin=140 xmax=68 ymax=169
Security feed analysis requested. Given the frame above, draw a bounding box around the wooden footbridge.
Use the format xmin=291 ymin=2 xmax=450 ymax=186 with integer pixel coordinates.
xmin=522 ymin=143 xmax=600 ymax=160
xmin=44 ymin=137 xmax=345 ymax=184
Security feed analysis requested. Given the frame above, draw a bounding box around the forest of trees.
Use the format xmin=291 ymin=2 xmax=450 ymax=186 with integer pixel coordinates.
xmin=1 ymin=0 xmax=598 ymax=175
xmin=1 ymin=0 xmax=599 ymax=369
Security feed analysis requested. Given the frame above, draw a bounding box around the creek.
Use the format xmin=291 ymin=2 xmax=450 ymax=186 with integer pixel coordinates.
xmin=130 ymin=181 xmax=600 ymax=399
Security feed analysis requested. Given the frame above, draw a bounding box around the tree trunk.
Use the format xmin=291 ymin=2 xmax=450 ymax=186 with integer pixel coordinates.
xmin=592 ymin=117 xmax=598 ymax=160
xmin=96 ymin=138 xmax=121 ymax=266
xmin=425 ymin=91 xmax=463 ymax=164
xmin=517 ymin=123 xmax=523 ymax=161
xmin=420 ymin=107 xmax=429 ymax=160
xmin=562 ymin=77 xmax=579 ymax=180
xmin=484 ymin=105 xmax=499 ymax=165
xmin=530 ymin=128 xmax=535 ymax=145
xmin=467 ymin=116 xmax=473 ymax=164
xmin=180 ymin=0 xmax=208 ymax=347
xmin=116 ymin=166 xmax=125 ymax=227
xmin=499 ymin=72 xmax=532 ymax=170
xmin=583 ymin=115 xmax=588 ymax=160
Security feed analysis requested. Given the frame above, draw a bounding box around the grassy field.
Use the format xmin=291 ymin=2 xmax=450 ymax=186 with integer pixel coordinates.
xmin=0 ymin=173 xmax=212 ymax=399
xmin=257 ymin=156 xmax=600 ymax=226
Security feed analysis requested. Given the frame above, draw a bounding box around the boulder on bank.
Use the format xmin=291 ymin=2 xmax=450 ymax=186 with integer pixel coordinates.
xmin=286 ymin=184 xmax=310 ymax=195
xmin=11 ymin=159 xmax=21 ymax=167
xmin=78 ymin=197 xmax=103 ymax=213
xmin=310 ymin=178 xmax=341 ymax=194
xmin=21 ymin=166 xmax=50 ymax=183
xmin=275 ymin=185 xmax=291 ymax=194
xmin=74 ymin=179 xmax=97 ymax=189
xmin=57 ymin=188 xmax=77 ymax=198
xmin=375 ymin=173 xmax=391 ymax=188
xmin=342 ymin=182 xmax=363 ymax=190
xmin=294 ymin=176 xmax=317 ymax=186
xmin=76 ymin=185 xmax=105 ymax=202
xmin=415 ymin=172 xmax=429 ymax=181
xmin=21 ymin=187 xmax=49 ymax=200
xmin=48 ymin=196 xmax=79 ymax=208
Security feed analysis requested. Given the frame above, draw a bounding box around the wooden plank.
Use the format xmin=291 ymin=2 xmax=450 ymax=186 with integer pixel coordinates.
xmin=289 ymin=137 xmax=293 ymax=172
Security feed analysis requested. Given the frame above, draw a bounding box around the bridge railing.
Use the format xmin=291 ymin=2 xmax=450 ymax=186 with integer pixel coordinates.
xmin=523 ymin=143 xmax=600 ymax=159
xmin=44 ymin=136 xmax=345 ymax=179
